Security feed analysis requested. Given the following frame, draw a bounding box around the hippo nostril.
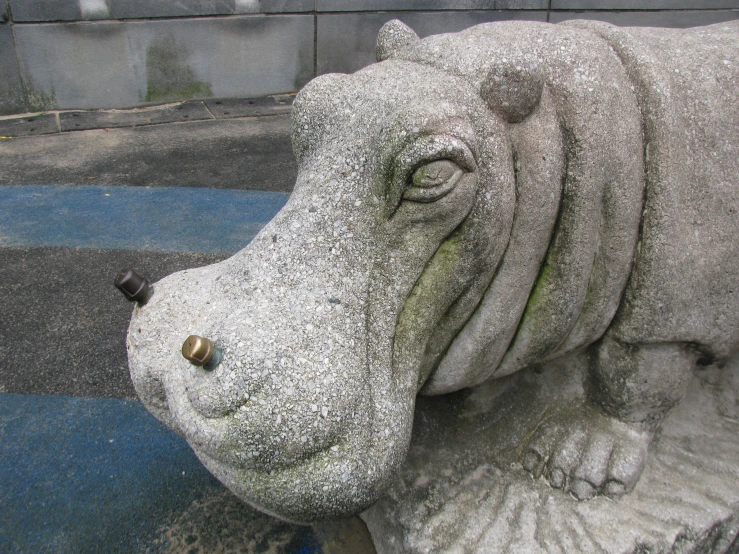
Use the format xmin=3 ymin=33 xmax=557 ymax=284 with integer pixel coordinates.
xmin=114 ymin=268 xmax=153 ymax=304
xmin=182 ymin=335 xmax=223 ymax=371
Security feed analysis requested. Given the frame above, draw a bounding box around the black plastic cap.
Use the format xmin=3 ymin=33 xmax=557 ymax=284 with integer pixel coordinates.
xmin=114 ymin=268 xmax=152 ymax=304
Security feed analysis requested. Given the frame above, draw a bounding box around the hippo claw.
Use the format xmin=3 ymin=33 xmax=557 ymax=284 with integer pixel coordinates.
xmin=522 ymin=404 xmax=650 ymax=500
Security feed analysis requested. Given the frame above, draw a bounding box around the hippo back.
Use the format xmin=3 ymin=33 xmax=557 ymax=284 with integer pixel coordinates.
xmin=574 ymin=21 xmax=739 ymax=361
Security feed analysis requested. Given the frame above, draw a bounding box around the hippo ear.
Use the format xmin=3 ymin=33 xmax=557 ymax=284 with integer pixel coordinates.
xmin=481 ymin=62 xmax=545 ymax=123
xmin=377 ymin=19 xmax=420 ymax=62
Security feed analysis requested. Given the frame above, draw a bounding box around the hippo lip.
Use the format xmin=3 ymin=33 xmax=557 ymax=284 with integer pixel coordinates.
xmin=193 ymin=432 xmax=386 ymax=524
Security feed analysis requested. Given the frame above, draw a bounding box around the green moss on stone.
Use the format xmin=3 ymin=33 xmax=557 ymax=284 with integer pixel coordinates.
xmin=24 ymin=89 xmax=56 ymax=112
xmin=145 ymin=36 xmax=213 ymax=103
xmin=522 ymin=261 xmax=552 ymax=323
xmin=394 ymin=230 xmax=467 ymax=389
xmin=146 ymin=81 xmax=212 ymax=103
xmin=402 ymin=233 xmax=464 ymax=331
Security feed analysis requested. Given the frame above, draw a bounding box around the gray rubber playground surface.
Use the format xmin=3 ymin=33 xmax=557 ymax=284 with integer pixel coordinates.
xmin=0 ymin=102 xmax=376 ymax=553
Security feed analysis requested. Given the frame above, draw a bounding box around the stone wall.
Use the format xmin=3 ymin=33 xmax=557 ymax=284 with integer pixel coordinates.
xmin=1 ymin=0 xmax=737 ymax=114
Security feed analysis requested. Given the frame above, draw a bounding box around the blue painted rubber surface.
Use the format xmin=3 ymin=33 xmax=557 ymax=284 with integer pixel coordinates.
xmin=0 ymin=393 xmax=217 ymax=553
xmin=0 ymin=185 xmax=289 ymax=254
xmin=0 ymin=393 xmax=320 ymax=553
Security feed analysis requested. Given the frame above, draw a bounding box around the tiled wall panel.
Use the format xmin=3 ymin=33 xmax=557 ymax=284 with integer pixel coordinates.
xmin=0 ymin=25 xmax=26 ymax=114
xmin=550 ymin=9 xmax=739 ymax=27
xmin=552 ymin=0 xmax=739 ymax=9
xmin=8 ymin=0 xmax=81 ymax=22
xmin=13 ymin=15 xmax=314 ymax=110
xmin=317 ymin=0 xmax=547 ymax=11
xmin=261 ymin=0 xmax=314 ymax=12
xmin=109 ymin=1 xmax=244 ymax=19
xmin=9 ymin=0 xmax=314 ymax=20
xmin=2 ymin=1 xmax=737 ymax=113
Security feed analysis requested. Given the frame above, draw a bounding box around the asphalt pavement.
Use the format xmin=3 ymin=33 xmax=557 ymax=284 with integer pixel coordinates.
xmin=0 ymin=100 xmax=376 ymax=553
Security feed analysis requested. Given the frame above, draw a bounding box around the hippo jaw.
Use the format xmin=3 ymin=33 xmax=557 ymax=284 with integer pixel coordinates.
xmin=127 ymin=60 xmax=516 ymax=522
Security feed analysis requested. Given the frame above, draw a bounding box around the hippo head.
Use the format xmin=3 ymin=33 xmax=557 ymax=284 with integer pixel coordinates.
xmin=128 ymin=22 xmax=547 ymax=523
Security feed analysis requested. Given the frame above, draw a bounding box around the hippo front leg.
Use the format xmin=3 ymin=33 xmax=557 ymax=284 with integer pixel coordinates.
xmin=522 ymin=335 xmax=695 ymax=499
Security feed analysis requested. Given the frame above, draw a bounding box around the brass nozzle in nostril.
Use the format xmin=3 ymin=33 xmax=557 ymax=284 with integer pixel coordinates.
xmin=182 ymin=335 xmax=222 ymax=371
xmin=114 ymin=268 xmax=152 ymax=304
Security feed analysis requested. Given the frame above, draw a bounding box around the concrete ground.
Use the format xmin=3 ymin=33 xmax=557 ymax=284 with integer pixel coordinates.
xmin=0 ymin=99 xmax=377 ymax=554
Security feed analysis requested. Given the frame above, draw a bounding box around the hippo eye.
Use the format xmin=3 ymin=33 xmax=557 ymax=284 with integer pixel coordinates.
xmin=389 ymin=134 xmax=477 ymax=211
xmin=404 ymin=159 xmax=464 ymax=203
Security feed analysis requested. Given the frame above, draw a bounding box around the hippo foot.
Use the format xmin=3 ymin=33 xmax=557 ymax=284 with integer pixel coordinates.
xmin=521 ymin=403 xmax=650 ymax=500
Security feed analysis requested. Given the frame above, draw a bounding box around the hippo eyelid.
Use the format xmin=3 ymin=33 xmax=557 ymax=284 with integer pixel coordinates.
xmin=397 ymin=135 xmax=476 ymax=174
xmin=412 ymin=159 xmax=459 ymax=188
xmin=390 ymin=134 xmax=477 ymax=207
xmin=403 ymin=161 xmax=464 ymax=203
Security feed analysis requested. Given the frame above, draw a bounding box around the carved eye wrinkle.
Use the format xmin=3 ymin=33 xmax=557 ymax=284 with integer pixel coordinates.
xmin=412 ymin=159 xmax=459 ymax=188
xmin=405 ymin=160 xmax=464 ymax=203
xmin=390 ymin=134 xmax=477 ymax=208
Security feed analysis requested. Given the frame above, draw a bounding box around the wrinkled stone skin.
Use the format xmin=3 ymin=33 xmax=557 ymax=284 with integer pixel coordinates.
xmin=126 ymin=20 xmax=739 ymax=524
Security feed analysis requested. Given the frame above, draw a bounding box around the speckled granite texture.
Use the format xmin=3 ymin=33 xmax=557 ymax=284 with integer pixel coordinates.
xmin=127 ymin=19 xmax=739 ymax=552
xmin=363 ymin=354 xmax=739 ymax=553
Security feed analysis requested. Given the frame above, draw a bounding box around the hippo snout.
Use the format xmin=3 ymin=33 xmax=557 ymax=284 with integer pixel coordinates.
xmin=178 ymin=270 xmax=370 ymax=472
xmin=127 ymin=187 xmax=416 ymax=521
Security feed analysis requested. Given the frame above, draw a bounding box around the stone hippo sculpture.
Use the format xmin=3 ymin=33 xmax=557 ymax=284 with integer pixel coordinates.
xmin=126 ymin=19 xmax=739 ymax=524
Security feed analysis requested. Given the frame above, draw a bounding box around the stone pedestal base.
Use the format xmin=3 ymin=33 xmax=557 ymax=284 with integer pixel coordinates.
xmin=362 ymin=355 xmax=739 ymax=553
